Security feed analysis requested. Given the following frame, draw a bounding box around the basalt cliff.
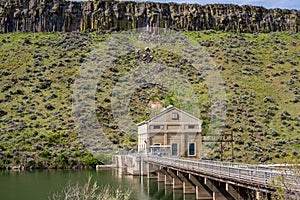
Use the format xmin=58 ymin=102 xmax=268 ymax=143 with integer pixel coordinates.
xmin=0 ymin=0 xmax=299 ymax=33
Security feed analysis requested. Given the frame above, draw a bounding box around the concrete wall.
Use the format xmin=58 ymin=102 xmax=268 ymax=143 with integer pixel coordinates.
xmin=138 ymin=123 xmax=147 ymax=152
xmin=149 ymin=132 xmax=202 ymax=159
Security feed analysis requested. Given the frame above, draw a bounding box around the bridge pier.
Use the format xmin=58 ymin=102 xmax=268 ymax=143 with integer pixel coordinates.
xmin=147 ymin=171 xmax=157 ymax=179
xmin=157 ymin=171 xmax=165 ymax=182
xmin=167 ymin=168 xmax=183 ymax=189
xmin=226 ymin=183 xmax=245 ymax=200
xmin=205 ymin=178 xmax=234 ymax=200
xmin=177 ymin=171 xmax=196 ymax=194
xmin=160 ymin=167 xmax=173 ymax=185
xmin=147 ymin=163 xmax=158 ymax=179
xmin=255 ymin=191 xmax=271 ymax=200
xmin=189 ymin=174 xmax=213 ymax=200
xmin=256 ymin=191 xmax=261 ymax=200
xmin=118 ymin=155 xmax=279 ymax=200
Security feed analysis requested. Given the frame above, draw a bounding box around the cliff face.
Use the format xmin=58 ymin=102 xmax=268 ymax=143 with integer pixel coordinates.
xmin=0 ymin=0 xmax=299 ymax=33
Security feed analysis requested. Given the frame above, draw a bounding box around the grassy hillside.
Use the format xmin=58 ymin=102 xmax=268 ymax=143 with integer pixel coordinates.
xmin=0 ymin=31 xmax=299 ymax=168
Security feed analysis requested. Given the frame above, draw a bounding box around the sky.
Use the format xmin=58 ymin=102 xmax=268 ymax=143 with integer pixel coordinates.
xmin=106 ymin=0 xmax=299 ymax=10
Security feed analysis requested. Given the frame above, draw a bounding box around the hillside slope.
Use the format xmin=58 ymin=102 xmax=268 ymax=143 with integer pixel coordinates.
xmin=0 ymin=30 xmax=299 ymax=168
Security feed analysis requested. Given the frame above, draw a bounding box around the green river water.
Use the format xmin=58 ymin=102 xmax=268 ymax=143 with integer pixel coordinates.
xmin=0 ymin=168 xmax=196 ymax=200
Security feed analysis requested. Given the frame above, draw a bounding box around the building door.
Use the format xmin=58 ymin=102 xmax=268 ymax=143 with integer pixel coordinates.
xmin=171 ymin=143 xmax=178 ymax=156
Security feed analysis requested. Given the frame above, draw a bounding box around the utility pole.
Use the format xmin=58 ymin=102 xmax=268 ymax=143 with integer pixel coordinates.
xmin=202 ymin=130 xmax=234 ymax=162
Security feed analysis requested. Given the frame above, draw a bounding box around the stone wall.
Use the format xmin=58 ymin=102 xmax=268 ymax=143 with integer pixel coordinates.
xmin=0 ymin=0 xmax=299 ymax=33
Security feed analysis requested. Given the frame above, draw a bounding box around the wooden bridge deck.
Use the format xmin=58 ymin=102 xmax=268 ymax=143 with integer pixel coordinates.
xmin=144 ymin=155 xmax=299 ymax=192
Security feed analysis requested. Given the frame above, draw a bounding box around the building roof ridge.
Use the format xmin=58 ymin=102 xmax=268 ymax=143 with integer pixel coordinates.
xmin=137 ymin=105 xmax=201 ymax=126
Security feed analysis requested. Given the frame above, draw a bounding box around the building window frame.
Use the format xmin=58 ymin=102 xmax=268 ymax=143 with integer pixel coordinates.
xmin=171 ymin=142 xmax=179 ymax=156
xmin=172 ymin=112 xmax=179 ymax=120
xmin=153 ymin=125 xmax=161 ymax=129
xmin=188 ymin=142 xmax=196 ymax=156
xmin=188 ymin=125 xmax=195 ymax=129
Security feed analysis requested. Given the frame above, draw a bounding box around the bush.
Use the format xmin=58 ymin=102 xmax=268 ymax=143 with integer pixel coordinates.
xmin=45 ymin=103 xmax=55 ymax=110
xmin=271 ymin=159 xmax=300 ymax=199
xmin=48 ymin=176 xmax=131 ymax=200
xmin=39 ymin=150 xmax=50 ymax=158
xmin=82 ymin=156 xmax=101 ymax=167
xmin=23 ymin=38 xmax=31 ymax=44
xmin=94 ymin=153 xmax=113 ymax=164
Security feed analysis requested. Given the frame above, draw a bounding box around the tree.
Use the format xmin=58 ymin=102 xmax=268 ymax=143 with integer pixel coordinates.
xmin=272 ymin=159 xmax=300 ymax=200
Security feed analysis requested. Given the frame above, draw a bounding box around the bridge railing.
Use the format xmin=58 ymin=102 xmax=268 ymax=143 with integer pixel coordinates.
xmin=144 ymin=155 xmax=299 ymax=190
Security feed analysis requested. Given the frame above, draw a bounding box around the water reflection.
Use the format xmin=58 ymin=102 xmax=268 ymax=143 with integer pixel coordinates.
xmin=0 ymin=169 xmax=197 ymax=200
xmin=135 ymin=171 xmax=196 ymax=200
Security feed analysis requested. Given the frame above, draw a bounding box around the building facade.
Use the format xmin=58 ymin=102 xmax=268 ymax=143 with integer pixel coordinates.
xmin=138 ymin=105 xmax=202 ymax=159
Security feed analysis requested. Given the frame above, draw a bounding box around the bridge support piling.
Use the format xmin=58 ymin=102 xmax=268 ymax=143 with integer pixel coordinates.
xmin=147 ymin=163 xmax=158 ymax=179
xmin=177 ymin=171 xmax=195 ymax=194
xmin=205 ymin=178 xmax=234 ymax=200
xmin=160 ymin=168 xmax=173 ymax=185
xmin=189 ymin=174 xmax=213 ymax=200
xmin=157 ymin=171 xmax=165 ymax=182
xmin=142 ymin=155 xmax=280 ymax=200
xmin=256 ymin=191 xmax=261 ymax=200
xmin=165 ymin=174 xmax=173 ymax=185
xmin=167 ymin=169 xmax=183 ymax=189
xmin=226 ymin=183 xmax=245 ymax=200
xmin=147 ymin=171 xmax=157 ymax=179
xmin=183 ymin=182 xmax=196 ymax=194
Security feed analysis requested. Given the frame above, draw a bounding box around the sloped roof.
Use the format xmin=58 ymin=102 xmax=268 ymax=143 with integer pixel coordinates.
xmin=137 ymin=105 xmax=201 ymax=126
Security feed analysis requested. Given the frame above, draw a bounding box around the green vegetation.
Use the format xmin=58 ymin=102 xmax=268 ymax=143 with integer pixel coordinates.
xmin=0 ymin=32 xmax=103 ymax=169
xmin=94 ymin=153 xmax=113 ymax=165
xmin=271 ymin=159 xmax=300 ymax=199
xmin=0 ymin=31 xmax=299 ymax=168
xmin=48 ymin=176 xmax=131 ymax=200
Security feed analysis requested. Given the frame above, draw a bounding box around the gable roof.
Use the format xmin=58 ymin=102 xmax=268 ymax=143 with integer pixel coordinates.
xmin=137 ymin=105 xmax=201 ymax=126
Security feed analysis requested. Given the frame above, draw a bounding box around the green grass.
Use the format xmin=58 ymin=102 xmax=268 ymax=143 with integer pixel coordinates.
xmin=0 ymin=31 xmax=299 ymax=168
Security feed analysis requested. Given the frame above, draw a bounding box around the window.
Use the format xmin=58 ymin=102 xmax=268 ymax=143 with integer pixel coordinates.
xmin=188 ymin=125 xmax=195 ymax=129
xmin=152 ymin=143 xmax=161 ymax=154
xmin=188 ymin=142 xmax=196 ymax=156
xmin=171 ymin=143 xmax=178 ymax=156
xmin=172 ymin=112 xmax=179 ymax=120
xmin=153 ymin=125 xmax=161 ymax=129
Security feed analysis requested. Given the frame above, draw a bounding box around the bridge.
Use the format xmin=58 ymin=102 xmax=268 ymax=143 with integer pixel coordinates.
xmin=112 ymin=155 xmax=300 ymax=200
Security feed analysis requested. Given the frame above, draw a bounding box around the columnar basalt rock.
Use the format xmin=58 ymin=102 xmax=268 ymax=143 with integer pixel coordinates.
xmin=0 ymin=0 xmax=299 ymax=33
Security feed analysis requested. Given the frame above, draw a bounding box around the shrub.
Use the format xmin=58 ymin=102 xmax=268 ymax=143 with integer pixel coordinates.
xmin=3 ymin=158 xmax=11 ymax=164
xmin=48 ymin=176 xmax=131 ymax=200
xmin=45 ymin=103 xmax=55 ymax=110
xmin=23 ymin=38 xmax=31 ymax=44
xmin=39 ymin=150 xmax=50 ymax=158
xmin=82 ymin=156 xmax=101 ymax=167
xmin=94 ymin=153 xmax=113 ymax=164
xmin=271 ymin=159 xmax=300 ymax=199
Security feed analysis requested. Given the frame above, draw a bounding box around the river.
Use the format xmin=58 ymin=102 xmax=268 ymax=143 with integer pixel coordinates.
xmin=0 ymin=168 xmax=196 ymax=200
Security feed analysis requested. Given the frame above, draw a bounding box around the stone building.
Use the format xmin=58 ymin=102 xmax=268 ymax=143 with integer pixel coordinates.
xmin=138 ymin=105 xmax=202 ymax=159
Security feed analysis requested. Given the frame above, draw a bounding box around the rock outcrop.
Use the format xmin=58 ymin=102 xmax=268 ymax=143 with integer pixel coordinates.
xmin=0 ymin=0 xmax=299 ymax=33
